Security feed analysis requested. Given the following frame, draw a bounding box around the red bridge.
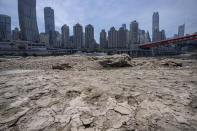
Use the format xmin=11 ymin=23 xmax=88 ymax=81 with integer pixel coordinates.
xmin=140 ymin=34 xmax=197 ymax=49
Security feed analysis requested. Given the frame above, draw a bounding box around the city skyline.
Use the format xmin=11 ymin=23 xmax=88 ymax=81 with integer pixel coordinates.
xmin=0 ymin=0 xmax=197 ymax=42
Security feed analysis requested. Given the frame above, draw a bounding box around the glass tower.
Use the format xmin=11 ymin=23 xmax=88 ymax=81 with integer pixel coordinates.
xmin=18 ymin=0 xmax=39 ymax=42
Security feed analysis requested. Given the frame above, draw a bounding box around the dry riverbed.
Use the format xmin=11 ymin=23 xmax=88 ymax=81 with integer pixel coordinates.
xmin=0 ymin=54 xmax=197 ymax=131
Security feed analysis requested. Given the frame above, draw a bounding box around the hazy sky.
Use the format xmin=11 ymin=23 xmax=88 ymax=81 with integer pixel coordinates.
xmin=0 ymin=0 xmax=197 ymax=42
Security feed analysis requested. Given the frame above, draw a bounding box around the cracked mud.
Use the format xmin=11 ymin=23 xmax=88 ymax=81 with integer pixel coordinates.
xmin=0 ymin=54 xmax=197 ymax=131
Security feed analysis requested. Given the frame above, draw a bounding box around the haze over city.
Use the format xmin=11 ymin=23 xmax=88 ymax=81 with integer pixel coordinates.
xmin=0 ymin=0 xmax=197 ymax=41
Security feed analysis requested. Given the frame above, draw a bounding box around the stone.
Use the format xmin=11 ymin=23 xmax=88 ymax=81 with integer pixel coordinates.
xmin=98 ymin=54 xmax=132 ymax=67
xmin=80 ymin=113 xmax=94 ymax=126
xmin=190 ymin=96 xmax=197 ymax=108
xmin=114 ymin=105 xmax=131 ymax=115
xmin=52 ymin=63 xmax=72 ymax=70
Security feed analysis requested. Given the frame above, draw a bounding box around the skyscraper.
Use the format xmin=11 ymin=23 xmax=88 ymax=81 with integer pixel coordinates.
xmin=100 ymin=29 xmax=107 ymax=49
xmin=85 ymin=24 xmax=94 ymax=49
xmin=117 ymin=27 xmax=127 ymax=49
xmin=138 ymin=29 xmax=146 ymax=44
xmin=39 ymin=33 xmax=49 ymax=47
xmin=160 ymin=30 xmax=166 ymax=40
xmin=122 ymin=24 xmax=127 ymax=30
xmin=178 ymin=24 xmax=185 ymax=37
xmin=126 ymin=30 xmax=130 ymax=48
xmin=61 ymin=24 xmax=70 ymax=48
xmin=44 ymin=7 xmax=56 ymax=47
xmin=152 ymin=12 xmax=160 ymax=42
xmin=73 ymin=23 xmax=83 ymax=49
xmin=18 ymin=0 xmax=39 ymax=42
xmin=0 ymin=14 xmax=11 ymax=41
xmin=44 ymin=7 xmax=55 ymax=33
xmin=55 ymin=31 xmax=61 ymax=48
xmin=108 ymin=27 xmax=118 ymax=49
xmin=83 ymin=32 xmax=85 ymax=48
xmin=153 ymin=28 xmax=160 ymax=41
xmin=130 ymin=20 xmax=139 ymax=44
xmin=145 ymin=31 xmax=151 ymax=43
xmin=69 ymin=36 xmax=74 ymax=49
xmin=12 ymin=27 xmax=20 ymax=40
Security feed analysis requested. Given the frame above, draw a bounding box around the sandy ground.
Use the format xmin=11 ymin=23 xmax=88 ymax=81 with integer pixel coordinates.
xmin=0 ymin=54 xmax=197 ymax=131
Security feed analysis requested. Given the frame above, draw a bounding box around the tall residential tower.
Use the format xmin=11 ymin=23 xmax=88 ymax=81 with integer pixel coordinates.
xmin=18 ymin=0 xmax=39 ymax=42
xmin=117 ymin=27 xmax=127 ymax=49
xmin=130 ymin=20 xmax=139 ymax=44
xmin=152 ymin=12 xmax=160 ymax=42
xmin=122 ymin=24 xmax=127 ymax=30
xmin=178 ymin=24 xmax=185 ymax=37
xmin=44 ymin=7 xmax=56 ymax=47
xmin=12 ymin=27 xmax=20 ymax=40
xmin=100 ymin=29 xmax=107 ymax=49
xmin=61 ymin=24 xmax=70 ymax=48
xmin=85 ymin=24 xmax=94 ymax=49
xmin=73 ymin=23 xmax=83 ymax=49
xmin=0 ymin=14 xmax=11 ymax=41
xmin=145 ymin=31 xmax=151 ymax=43
xmin=108 ymin=27 xmax=118 ymax=49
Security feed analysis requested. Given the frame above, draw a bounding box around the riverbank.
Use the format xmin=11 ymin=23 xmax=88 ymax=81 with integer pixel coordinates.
xmin=0 ymin=54 xmax=197 ymax=131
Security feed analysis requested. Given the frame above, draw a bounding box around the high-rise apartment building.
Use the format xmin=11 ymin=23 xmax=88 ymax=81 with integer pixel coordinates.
xmin=178 ymin=24 xmax=185 ymax=37
xmin=69 ymin=36 xmax=74 ymax=49
xmin=12 ymin=27 xmax=20 ymax=40
xmin=85 ymin=24 xmax=94 ymax=49
xmin=100 ymin=29 xmax=107 ymax=49
xmin=44 ymin=7 xmax=56 ymax=47
xmin=54 ymin=31 xmax=61 ymax=48
xmin=61 ymin=24 xmax=70 ymax=48
xmin=152 ymin=12 xmax=160 ymax=42
xmin=44 ymin=7 xmax=55 ymax=33
xmin=130 ymin=20 xmax=139 ymax=44
xmin=145 ymin=31 xmax=151 ymax=43
xmin=39 ymin=33 xmax=49 ymax=47
xmin=108 ymin=27 xmax=118 ymax=49
xmin=18 ymin=0 xmax=39 ymax=42
xmin=117 ymin=27 xmax=127 ymax=49
xmin=0 ymin=14 xmax=11 ymax=41
xmin=126 ymin=30 xmax=130 ymax=48
xmin=154 ymin=28 xmax=160 ymax=41
xmin=83 ymin=32 xmax=85 ymax=48
xmin=122 ymin=24 xmax=127 ymax=30
xmin=73 ymin=23 xmax=83 ymax=49
xmin=139 ymin=29 xmax=146 ymax=44
xmin=160 ymin=30 xmax=166 ymax=40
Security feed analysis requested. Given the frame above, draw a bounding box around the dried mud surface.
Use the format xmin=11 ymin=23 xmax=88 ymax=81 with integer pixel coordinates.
xmin=0 ymin=54 xmax=197 ymax=131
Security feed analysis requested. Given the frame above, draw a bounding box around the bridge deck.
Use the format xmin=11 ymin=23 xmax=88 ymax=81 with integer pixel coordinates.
xmin=140 ymin=34 xmax=197 ymax=49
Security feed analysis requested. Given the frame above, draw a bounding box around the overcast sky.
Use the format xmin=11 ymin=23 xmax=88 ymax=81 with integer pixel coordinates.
xmin=0 ymin=0 xmax=197 ymax=42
